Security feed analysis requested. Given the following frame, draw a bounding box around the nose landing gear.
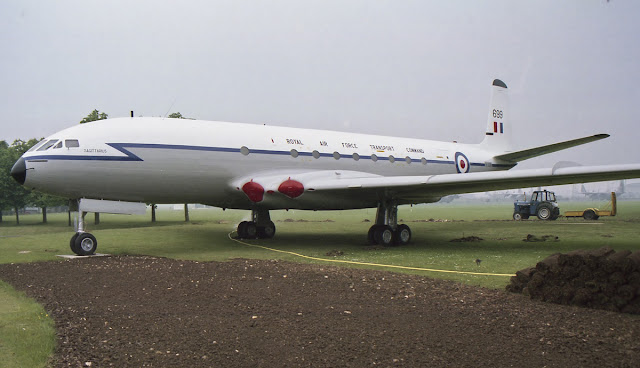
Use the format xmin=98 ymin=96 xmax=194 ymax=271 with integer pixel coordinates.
xmin=70 ymin=211 xmax=98 ymax=255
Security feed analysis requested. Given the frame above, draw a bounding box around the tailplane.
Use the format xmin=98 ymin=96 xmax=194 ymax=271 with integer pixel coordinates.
xmin=480 ymin=79 xmax=512 ymax=153
xmin=480 ymin=78 xmax=609 ymax=163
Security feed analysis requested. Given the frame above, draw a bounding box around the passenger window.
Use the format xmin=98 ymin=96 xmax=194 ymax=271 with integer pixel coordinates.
xmin=37 ymin=140 xmax=59 ymax=151
xmin=65 ymin=139 xmax=80 ymax=148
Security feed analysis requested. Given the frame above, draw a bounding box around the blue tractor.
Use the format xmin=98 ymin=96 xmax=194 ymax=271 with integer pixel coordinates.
xmin=513 ymin=190 xmax=560 ymax=221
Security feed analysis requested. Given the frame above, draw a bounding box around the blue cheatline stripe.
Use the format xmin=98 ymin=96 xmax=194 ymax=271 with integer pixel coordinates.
xmin=24 ymin=142 xmax=514 ymax=169
xmin=248 ymin=148 xmax=290 ymax=156
xmin=26 ymin=154 xmax=139 ymax=161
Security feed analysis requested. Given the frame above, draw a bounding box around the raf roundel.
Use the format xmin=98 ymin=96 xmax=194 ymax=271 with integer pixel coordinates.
xmin=455 ymin=152 xmax=470 ymax=174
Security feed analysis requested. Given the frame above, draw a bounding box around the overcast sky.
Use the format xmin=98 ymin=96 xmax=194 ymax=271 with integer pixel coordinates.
xmin=2 ymin=0 xmax=639 ymax=170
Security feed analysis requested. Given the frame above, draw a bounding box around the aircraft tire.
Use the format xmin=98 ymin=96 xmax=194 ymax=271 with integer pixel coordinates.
xmin=244 ymin=221 xmax=258 ymax=239
xmin=536 ymin=204 xmax=553 ymax=220
xmin=237 ymin=221 xmax=248 ymax=238
xmin=70 ymin=233 xmax=80 ymax=254
xmin=374 ymin=226 xmax=394 ymax=246
xmin=367 ymin=225 xmax=379 ymax=245
xmin=394 ymin=224 xmax=412 ymax=245
xmin=74 ymin=233 xmax=97 ymax=256
xmin=257 ymin=221 xmax=276 ymax=239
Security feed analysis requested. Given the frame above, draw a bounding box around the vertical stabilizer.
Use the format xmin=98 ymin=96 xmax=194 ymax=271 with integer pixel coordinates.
xmin=480 ymin=79 xmax=512 ymax=153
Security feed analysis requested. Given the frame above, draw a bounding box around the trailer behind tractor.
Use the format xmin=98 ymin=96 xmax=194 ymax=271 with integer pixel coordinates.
xmin=564 ymin=192 xmax=617 ymax=220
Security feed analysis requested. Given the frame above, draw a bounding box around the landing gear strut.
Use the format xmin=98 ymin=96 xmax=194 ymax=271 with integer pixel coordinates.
xmin=237 ymin=209 xmax=276 ymax=239
xmin=367 ymin=201 xmax=412 ymax=246
xmin=70 ymin=210 xmax=98 ymax=255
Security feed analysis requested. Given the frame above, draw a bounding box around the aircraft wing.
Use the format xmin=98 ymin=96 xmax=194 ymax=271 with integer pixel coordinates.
xmin=299 ymin=163 xmax=640 ymax=204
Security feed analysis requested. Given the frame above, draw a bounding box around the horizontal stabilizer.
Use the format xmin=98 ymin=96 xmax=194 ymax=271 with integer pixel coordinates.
xmin=493 ymin=134 xmax=609 ymax=163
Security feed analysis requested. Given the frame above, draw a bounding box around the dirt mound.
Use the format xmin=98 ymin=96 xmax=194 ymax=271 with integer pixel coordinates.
xmin=507 ymin=246 xmax=640 ymax=314
xmin=450 ymin=235 xmax=483 ymax=242
xmin=523 ymin=234 xmax=559 ymax=242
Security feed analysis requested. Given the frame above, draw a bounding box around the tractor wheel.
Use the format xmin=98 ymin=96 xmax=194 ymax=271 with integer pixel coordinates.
xmin=513 ymin=212 xmax=523 ymax=221
xmin=583 ymin=210 xmax=599 ymax=220
xmin=536 ymin=204 xmax=553 ymax=220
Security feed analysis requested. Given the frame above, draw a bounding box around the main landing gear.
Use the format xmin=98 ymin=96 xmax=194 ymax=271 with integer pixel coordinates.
xmin=235 ymin=204 xmax=411 ymax=246
xmin=367 ymin=201 xmax=412 ymax=246
xmin=237 ymin=208 xmax=276 ymax=239
xmin=70 ymin=211 xmax=98 ymax=256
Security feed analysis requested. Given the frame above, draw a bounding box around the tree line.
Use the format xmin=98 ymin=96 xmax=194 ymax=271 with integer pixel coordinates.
xmin=0 ymin=138 xmax=68 ymax=224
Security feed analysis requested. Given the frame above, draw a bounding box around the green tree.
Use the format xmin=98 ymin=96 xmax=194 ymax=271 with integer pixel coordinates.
xmin=29 ymin=191 xmax=67 ymax=224
xmin=80 ymin=109 xmax=108 ymax=124
xmin=167 ymin=112 xmax=184 ymax=119
xmin=0 ymin=139 xmax=38 ymax=224
xmin=0 ymin=140 xmax=10 ymax=223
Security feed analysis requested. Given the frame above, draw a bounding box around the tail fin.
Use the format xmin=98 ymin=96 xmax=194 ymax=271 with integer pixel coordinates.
xmin=480 ymin=79 xmax=512 ymax=153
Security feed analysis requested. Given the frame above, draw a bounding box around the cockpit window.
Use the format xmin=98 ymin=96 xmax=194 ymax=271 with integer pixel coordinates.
xmin=27 ymin=139 xmax=47 ymax=152
xmin=53 ymin=141 xmax=63 ymax=149
xmin=65 ymin=139 xmax=80 ymax=148
xmin=36 ymin=139 xmax=59 ymax=151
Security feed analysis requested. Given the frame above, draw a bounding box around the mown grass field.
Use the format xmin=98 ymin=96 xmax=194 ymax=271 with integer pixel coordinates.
xmin=1 ymin=200 xmax=640 ymax=367
xmin=3 ymin=200 xmax=640 ymax=285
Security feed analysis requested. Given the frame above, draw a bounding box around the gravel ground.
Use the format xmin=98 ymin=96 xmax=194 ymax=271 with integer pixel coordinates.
xmin=0 ymin=256 xmax=638 ymax=367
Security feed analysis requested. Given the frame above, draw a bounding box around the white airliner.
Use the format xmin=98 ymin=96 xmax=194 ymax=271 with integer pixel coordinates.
xmin=10 ymin=79 xmax=640 ymax=255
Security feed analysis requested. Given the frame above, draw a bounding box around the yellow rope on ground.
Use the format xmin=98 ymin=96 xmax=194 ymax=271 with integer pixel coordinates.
xmin=228 ymin=232 xmax=515 ymax=277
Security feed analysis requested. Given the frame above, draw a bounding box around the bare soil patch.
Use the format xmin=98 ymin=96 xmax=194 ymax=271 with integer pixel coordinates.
xmin=0 ymin=256 xmax=638 ymax=367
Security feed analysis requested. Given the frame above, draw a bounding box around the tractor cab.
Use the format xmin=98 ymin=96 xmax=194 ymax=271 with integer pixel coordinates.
xmin=513 ymin=190 xmax=560 ymax=221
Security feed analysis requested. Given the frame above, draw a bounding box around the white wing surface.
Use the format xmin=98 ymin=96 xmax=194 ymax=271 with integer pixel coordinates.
xmin=296 ymin=163 xmax=640 ymax=204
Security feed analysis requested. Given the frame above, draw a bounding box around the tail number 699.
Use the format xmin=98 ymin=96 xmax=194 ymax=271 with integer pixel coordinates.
xmin=492 ymin=109 xmax=503 ymax=119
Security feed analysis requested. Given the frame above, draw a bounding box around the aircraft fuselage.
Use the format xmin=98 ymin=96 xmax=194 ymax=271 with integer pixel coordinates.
xmin=19 ymin=117 xmax=511 ymax=210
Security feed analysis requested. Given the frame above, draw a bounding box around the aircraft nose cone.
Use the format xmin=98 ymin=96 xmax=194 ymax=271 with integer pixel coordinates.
xmin=10 ymin=157 xmax=26 ymax=185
